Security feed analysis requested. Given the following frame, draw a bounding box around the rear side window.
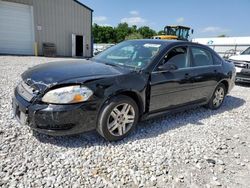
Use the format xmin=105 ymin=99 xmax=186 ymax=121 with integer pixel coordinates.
xmin=191 ymin=47 xmax=213 ymax=67
xmin=213 ymin=55 xmax=223 ymax=65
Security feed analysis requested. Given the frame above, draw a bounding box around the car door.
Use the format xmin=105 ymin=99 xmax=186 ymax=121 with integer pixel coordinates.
xmin=188 ymin=46 xmax=221 ymax=101
xmin=149 ymin=45 xmax=196 ymax=112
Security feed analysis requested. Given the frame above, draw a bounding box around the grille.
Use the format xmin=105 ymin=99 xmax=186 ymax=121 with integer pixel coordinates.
xmin=17 ymin=81 xmax=37 ymax=102
xmin=37 ymin=124 xmax=74 ymax=130
xmin=233 ymin=60 xmax=250 ymax=69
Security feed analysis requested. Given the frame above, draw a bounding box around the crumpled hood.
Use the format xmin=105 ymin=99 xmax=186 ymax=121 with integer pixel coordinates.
xmin=21 ymin=59 xmax=127 ymax=91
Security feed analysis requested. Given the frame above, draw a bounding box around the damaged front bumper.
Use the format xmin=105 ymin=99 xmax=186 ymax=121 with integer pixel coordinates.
xmin=12 ymin=89 xmax=98 ymax=136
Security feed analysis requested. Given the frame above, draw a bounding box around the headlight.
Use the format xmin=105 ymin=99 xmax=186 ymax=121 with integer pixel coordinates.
xmin=42 ymin=86 xmax=93 ymax=104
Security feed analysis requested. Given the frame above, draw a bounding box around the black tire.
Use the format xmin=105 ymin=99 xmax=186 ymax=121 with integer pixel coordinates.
xmin=97 ymin=95 xmax=139 ymax=141
xmin=206 ymin=83 xmax=226 ymax=110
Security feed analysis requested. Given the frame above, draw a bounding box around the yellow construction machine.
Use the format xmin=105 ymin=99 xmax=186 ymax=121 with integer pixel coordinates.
xmin=152 ymin=25 xmax=193 ymax=41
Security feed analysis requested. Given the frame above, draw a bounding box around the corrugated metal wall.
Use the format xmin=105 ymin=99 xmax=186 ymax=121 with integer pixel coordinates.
xmin=2 ymin=0 xmax=92 ymax=57
xmin=2 ymin=0 xmax=33 ymax=5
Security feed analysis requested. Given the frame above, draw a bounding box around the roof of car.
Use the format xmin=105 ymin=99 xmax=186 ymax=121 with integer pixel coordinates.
xmin=129 ymin=39 xmax=216 ymax=54
xmin=126 ymin=39 xmax=213 ymax=50
xmin=129 ymin=39 xmax=191 ymax=45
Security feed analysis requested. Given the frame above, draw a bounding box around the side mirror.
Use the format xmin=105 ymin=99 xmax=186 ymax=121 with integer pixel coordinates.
xmin=158 ymin=63 xmax=178 ymax=72
xmin=191 ymin=29 xmax=194 ymax=34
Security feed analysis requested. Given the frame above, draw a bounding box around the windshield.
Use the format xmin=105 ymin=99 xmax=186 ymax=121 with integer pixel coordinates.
xmin=93 ymin=40 xmax=163 ymax=70
xmin=165 ymin=27 xmax=177 ymax=36
xmin=241 ymin=47 xmax=250 ymax=55
xmin=178 ymin=29 xmax=189 ymax=39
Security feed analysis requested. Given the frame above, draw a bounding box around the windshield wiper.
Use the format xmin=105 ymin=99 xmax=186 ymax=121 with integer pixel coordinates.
xmin=119 ymin=62 xmax=138 ymax=69
xmin=103 ymin=62 xmax=119 ymax=67
xmin=103 ymin=61 xmax=139 ymax=71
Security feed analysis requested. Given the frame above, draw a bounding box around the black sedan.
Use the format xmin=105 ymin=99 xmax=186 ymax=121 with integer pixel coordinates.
xmin=13 ymin=40 xmax=236 ymax=141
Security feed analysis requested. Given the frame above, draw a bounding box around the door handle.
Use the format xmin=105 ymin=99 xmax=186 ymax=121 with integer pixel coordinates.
xmin=214 ymin=69 xmax=217 ymax=73
xmin=185 ymin=73 xmax=190 ymax=79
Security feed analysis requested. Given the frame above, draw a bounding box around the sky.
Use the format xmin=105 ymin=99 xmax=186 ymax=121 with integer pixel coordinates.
xmin=80 ymin=0 xmax=250 ymax=38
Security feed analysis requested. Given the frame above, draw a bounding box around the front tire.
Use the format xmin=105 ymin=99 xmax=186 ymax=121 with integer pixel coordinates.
xmin=206 ymin=83 xmax=226 ymax=110
xmin=97 ymin=95 xmax=139 ymax=141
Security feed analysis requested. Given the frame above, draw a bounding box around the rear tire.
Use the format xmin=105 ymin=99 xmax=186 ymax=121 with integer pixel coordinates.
xmin=97 ymin=95 xmax=139 ymax=141
xmin=206 ymin=83 xmax=226 ymax=110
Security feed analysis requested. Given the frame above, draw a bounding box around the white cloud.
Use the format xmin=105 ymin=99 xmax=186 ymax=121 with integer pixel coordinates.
xmin=129 ymin=10 xmax=139 ymax=16
xmin=121 ymin=11 xmax=150 ymax=26
xmin=93 ymin=16 xmax=107 ymax=23
xmin=93 ymin=16 xmax=112 ymax=26
xmin=176 ymin=17 xmax=184 ymax=23
xmin=121 ymin=17 xmax=147 ymax=26
xmin=201 ymin=26 xmax=229 ymax=33
xmin=98 ymin=23 xmax=112 ymax=27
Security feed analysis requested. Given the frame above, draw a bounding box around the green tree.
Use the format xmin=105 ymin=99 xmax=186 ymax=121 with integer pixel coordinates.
xmin=92 ymin=23 xmax=101 ymax=43
xmin=125 ymin=33 xmax=143 ymax=40
xmin=131 ymin=25 xmax=137 ymax=33
xmin=93 ymin=23 xmax=158 ymax=43
xmin=102 ymin=26 xmax=116 ymax=43
xmin=138 ymin=26 xmax=156 ymax=38
xmin=93 ymin=24 xmax=116 ymax=43
xmin=115 ymin=23 xmax=131 ymax=42
xmin=158 ymin=30 xmax=165 ymax=35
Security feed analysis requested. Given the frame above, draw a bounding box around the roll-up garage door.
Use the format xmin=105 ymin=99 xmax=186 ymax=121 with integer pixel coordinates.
xmin=0 ymin=1 xmax=34 ymax=55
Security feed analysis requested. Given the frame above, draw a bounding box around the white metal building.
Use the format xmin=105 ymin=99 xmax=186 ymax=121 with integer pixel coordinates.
xmin=0 ymin=0 xmax=93 ymax=57
xmin=192 ymin=37 xmax=250 ymax=57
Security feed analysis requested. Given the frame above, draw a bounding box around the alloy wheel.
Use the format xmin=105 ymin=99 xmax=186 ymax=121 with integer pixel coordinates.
xmin=107 ymin=103 xmax=135 ymax=136
xmin=213 ymin=87 xmax=225 ymax=107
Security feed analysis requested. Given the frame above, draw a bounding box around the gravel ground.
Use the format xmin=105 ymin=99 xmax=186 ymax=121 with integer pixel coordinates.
xmin=0 ymin=56 xmax=250 ymax=188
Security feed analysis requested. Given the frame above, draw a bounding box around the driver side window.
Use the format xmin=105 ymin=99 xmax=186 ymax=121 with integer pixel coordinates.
xmin=160 ymin=46 xmax=188 ymax=69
